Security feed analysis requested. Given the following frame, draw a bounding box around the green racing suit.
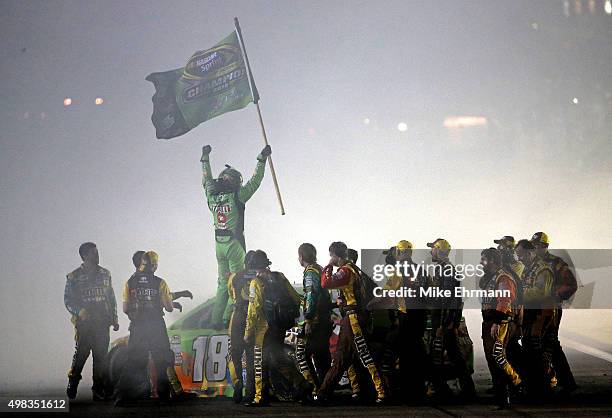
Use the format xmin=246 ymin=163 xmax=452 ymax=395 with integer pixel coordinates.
xmin=201 ymin=153 xmax=266 ymax=326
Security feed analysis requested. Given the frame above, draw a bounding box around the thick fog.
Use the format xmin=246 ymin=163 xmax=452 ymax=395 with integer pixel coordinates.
xmin=1 ymin=0 xmax=611 ymax=389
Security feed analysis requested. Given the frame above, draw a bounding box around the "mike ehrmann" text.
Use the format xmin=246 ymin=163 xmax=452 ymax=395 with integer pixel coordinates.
xmin=372 ymin=286 xmax=510 ymax=299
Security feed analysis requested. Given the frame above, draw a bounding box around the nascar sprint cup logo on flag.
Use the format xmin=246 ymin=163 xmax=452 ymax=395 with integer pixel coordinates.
xmin=146 ymin=31 xmax=256 ymax=140
xmin=182 ymin=42 xmax=247 ymax=103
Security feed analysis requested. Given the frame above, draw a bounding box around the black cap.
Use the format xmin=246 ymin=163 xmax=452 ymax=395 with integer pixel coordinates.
xmin=427 ymin=238 xmax=451 ymax=250
xmin=494 ymin=236 xmax=516 ymax=248
xmin=530 ymin=232 xmax=550 ymax=245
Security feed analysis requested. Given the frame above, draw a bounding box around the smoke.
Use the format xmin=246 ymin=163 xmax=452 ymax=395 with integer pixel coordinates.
xmin=1 ymin=0 xmax=611 ymax=388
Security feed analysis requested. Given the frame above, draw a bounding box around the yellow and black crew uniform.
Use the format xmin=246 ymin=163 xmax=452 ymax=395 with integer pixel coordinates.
xmin=115 ymin=252 xmax=174 ymax=404
xmin=521 ymin=255 xmax=555 ymax=397
xmin=245 ymin=267 xmax=312 ymax=405
xmin=227 ymin=261 xmax=257 ymax=403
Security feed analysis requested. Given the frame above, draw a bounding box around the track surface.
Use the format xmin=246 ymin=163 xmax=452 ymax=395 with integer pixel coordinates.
xmin=4 ymin=347 xmax=611 ymax=417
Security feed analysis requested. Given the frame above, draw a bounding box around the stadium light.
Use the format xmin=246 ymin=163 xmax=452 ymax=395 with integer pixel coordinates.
xmin=443 ymin=116 xmax=488 ymax=129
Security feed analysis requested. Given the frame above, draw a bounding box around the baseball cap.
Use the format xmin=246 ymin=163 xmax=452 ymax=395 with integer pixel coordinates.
xmin=530 ymin=232 xmax=550 ymax=245
xmin=396 ymin=240 xmax=413 ymax=251
xmin=427 ymin=238 xmax=451 ymax=251
xmin=493 ymin=236 xmax=516 ymax=249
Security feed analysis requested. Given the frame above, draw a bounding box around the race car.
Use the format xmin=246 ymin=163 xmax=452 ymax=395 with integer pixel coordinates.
xmin=107 ymin=294 xmax=474 ymax=399
xmin=107 ymin=296 xmax=309 ymax=399
xmin=108 ymin=297 xmax=236 ymax=398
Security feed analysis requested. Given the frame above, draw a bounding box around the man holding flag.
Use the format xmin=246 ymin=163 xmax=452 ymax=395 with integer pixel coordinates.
xmin=146 ymin=20 xmax=284 ymax=327
xmin=201 ymin=144 xmax=270 ymax=328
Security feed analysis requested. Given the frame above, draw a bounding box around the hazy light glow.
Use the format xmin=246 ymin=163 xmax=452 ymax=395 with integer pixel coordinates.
xmin=363 ymin=118 xmax=370 ymax=125
xmin=397 ymin=122 xmax=408 ymax=132
xmin=573 ymin=97 xmax=579 ymax=104
xmin=95 ymin=97 xmax=104 ymax=105
xmin=605 ymin=0 xmax=612 ymax=15
xmin=443 ymin=116 xmax=488 ymax=129
xmin=63 ymin=97 xmax=72 ymax=106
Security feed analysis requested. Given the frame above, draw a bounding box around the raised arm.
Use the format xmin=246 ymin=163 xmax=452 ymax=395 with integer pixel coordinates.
xmin=200 ymin=145 xmax=214 ymax=197
xmin=238 ymin=145 xmax=270 ymax=203
xmin=321 ymin=265 xmax=352 ymax=289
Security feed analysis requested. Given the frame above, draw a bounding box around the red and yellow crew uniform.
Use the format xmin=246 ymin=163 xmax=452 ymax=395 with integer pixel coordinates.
xmin=481 ymin=269 xmax=521 ymax=396
xmin=317 ymin=262 xmax=386 ymax=401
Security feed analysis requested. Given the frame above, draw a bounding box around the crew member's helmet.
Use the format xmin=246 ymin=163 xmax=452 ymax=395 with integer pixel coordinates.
xmin=245 ymin=250 xmax=256 ymax=269
xmin=250 ymin=250 xmax=271 ymax=270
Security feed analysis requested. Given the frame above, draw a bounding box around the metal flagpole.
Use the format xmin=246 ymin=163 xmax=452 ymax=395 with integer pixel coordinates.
xmin=234 ymin=17 xmax=286 ymax=215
